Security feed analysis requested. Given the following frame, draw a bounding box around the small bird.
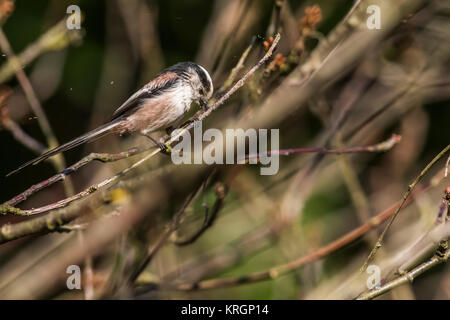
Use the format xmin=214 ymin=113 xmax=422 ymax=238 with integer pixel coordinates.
xmin=7 ymin=62 xmax=213 ymax=176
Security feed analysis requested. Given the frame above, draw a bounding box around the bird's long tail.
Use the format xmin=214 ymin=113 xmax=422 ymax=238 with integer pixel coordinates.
xmin=7 ymin=120 xmax=122 ymax=177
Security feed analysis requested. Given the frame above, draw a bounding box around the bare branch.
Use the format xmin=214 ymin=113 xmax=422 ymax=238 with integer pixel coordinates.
xmin=136 ymin=169 xmax=445 ymax=292
xmin=1 ymin=33 xmax=281 ymax=218
xmin=361 ymin=144 xmax=450 ymax=272
xmin=242 ymin=134 xmax=402 ymax=162
xmin=357 ymin=241 xmax=450 ymax=300
xmin=3 ymin=145 xmax=150 ymax=208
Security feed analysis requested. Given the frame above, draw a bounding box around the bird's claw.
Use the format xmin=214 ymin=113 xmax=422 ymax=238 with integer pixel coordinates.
xmin=158 ymin=142 xmax=172 ymax=155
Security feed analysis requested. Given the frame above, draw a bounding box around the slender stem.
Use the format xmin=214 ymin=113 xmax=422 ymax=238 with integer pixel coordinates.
xmin=0 ymin=27 xmax=74 ymax=195
xmin=173 ymin=189 xmax=226 ymax=246
xmin=3 ymin=146 xmax=147 ymax=208
xmin=1 ymin=116 xmax=46 ymax=154
xmin=137 ymin=180 xmax=438 ymax=292
xmin=243 ymin=134 xmax=402 ymax=162
xmin=360 ymin=144 xmax=450 ymax=272
xmin=0 ymin=15 xmax=82 ymax=83
xmin=216 ymin=36 xmax=256 ymax=96
xmin=129 ymin=189 xmax=199 ymax=283
xmin=357 ymin=244 xmax=449 ymax=300
xmin=1 ymin=33 xmax=282 ymax=218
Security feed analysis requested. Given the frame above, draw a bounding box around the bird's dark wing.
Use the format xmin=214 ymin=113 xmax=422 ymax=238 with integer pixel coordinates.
xmin=111 ymin=71 xmax=180 ymax=120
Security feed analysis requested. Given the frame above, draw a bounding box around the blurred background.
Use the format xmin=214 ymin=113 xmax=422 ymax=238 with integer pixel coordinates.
xmin=0 ymin=0 xmax=449 ymax=299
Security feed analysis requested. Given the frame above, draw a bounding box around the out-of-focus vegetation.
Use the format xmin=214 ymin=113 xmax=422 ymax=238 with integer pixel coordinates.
xmin=0 ymin=0 xmax=449 ymax=299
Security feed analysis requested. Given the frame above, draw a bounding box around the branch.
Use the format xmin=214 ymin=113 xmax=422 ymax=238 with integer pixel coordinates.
xmin=0 ymin=14 xmax=82 ymax=83
xmin=137 ymin=169 xmax=445 ymax=292
xmin=361 ymin=144 xmax=450 ymax=272
xmin=357 ymin=241 xmax=449 ymax=300
xmin=0 ymin=103 xmax=46 ymax=154
xmin=242 ymin=134 xmax=402 ymax=162
xmin=173 ymin=182 xmax=227 ymax=246
xmin=0 ymin=200 xmax=91 ymax=243
xmin=3 ymin=145 xmax=150 ymax=208
xmin=129 ymin=182 xmax=203 ymax=283
xmin=214 ymin=36 xmax=256 ymax=97
xmin=0 ymin=26 xmax=74 ymax=195
xmin=1 ymin=33 xmax=281 ymax=217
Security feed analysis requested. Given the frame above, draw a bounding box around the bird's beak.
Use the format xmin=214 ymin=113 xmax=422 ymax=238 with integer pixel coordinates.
xmin=199 ymin=99 xmax=208 ymax=111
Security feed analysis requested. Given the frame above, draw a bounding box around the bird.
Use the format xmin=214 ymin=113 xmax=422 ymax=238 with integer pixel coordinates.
xmin=7 ymin=62 xmax=213 ymax=177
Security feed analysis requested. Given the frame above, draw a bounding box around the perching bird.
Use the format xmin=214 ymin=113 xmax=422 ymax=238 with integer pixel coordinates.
xmin=7 ymin=62 xmax=213 ymax=177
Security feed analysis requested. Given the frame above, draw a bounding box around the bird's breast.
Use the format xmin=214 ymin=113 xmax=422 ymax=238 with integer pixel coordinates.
xmin=121 ymin=89 xmax=191 ymax=134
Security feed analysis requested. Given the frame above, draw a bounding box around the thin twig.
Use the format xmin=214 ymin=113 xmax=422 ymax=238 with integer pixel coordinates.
xmin=357 ymin=242 xmax=449 ymax=300
xmin=0 ymin=27 xmax=74 ymax=195
xmin=0 ymin=14 xmax=82 ymax=83
xmin=174 ymin=183 xmax=227 ymax=246
xmin=1 ymin=33 xmax=281 ymax=218
xmin=215 ymin=36 xmax=256 ymax=97
xmin=3 ymin=146 xmax=149 ymax=207
xmin=378 ymin=187 xmax=450 ymax=283
xmin=0 ymin=28 xmax=59 ymax=152
xmin=1 ymin=116 xmax=46 ymax=154
xmin=138 ymin=178 xmax=439 ymax=292
xmin=0 ymin=87 xmax=46 ymax=153
xmin=445 ymin=155 xmax=450 ymax=178
xmin=129 ymin=178 xmax=206 ymax=283
xmin=360 ymin=144 xmax=450 ymax=272
xmin=242 ymin=134 xmax=402 ymax=162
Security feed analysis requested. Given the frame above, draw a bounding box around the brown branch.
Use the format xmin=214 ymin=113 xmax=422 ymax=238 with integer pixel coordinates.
xmin=0 ymin=200 xmax=91 ymax=243
xmin=361 ymin=144 xmax=450 ymax=272
xmin=0 ymin=84 xmax=45 ymax=153
xmin=0 ymin=101 xmax=46 ymax=154
xmin=357 ymin=241 xmax=449 ymax=300
xmin=173 ymin=182 xmax=227 ymax=246
xmin=2 ymin=145 xmax=150 ymax=208
xmin=1 ymin=33 xmax=281 ymax=218
xmin=214 ymin=36 xmax=256 ymax=97
xmin=0 ymin=28 xmax=58 ymax=151
xmin=137 ymin=169 xmax=445 ymax=292
xmin=129 ymin=188 xmax=199 ymax=283
xmin=445 ymin=155 xmax=450 ymax=178
xmin=273 ymin=0 xmax=285 ymax=35
xmin=242 ymin=134 xmax=402 ymax=162
xmin=0 ymin=26 xmax=74 ymax=195
xmin=0 ymin=14 xmax=82 ymax=83
xmin=129 ymin=172 xmax=220 ymax=283
xmin=380 ymin=187 xmax=450 ymax=281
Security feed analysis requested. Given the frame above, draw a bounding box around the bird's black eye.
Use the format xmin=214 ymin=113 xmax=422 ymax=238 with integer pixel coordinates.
xmin=199 ymin=88 xmax=204 ymax=95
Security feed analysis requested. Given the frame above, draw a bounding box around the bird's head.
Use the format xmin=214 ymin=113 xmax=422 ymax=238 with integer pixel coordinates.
xmin=167 ymin=62 xmax=213 ymax=111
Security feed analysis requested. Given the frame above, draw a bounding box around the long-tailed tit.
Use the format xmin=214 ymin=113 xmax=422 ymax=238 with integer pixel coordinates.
xmin=7 ymin=62 xmax=213 ymax=176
